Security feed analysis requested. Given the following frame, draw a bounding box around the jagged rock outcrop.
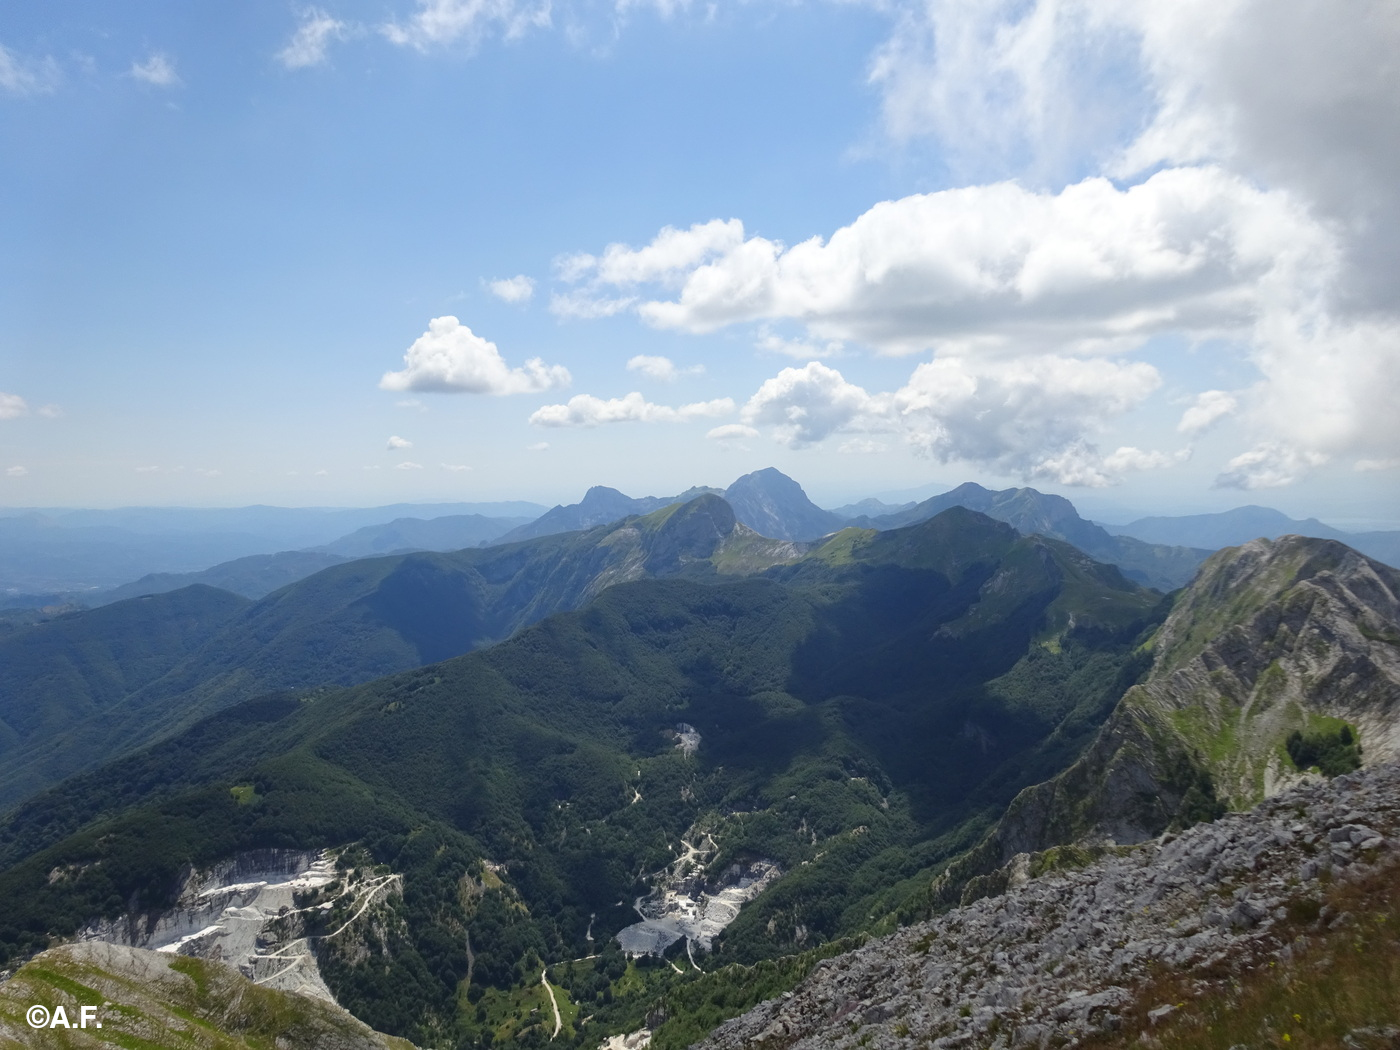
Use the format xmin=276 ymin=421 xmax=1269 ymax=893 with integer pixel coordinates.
xmin=695 ymin=760 xmax=1400 ymax=1050
xmin=931 ymin=535 xmax=1400 ymax=908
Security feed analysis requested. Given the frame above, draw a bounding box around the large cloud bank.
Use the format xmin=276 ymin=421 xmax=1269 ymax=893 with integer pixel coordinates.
xmin=552 ymin=0 xmax=1400 ymax=487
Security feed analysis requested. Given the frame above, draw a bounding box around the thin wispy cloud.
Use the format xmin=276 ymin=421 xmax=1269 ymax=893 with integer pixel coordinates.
xmin=130 ymin=53 xmax=180 ymax=87
xmin=278 ymin=9 xmax=349 ymax=69
xmin=0 ymin=43 xmax=60 ymax=95
xmin=625 ymin=355 xmax=703 ymax=382
xmin=381 ymin=0 xmax=552 ymax=50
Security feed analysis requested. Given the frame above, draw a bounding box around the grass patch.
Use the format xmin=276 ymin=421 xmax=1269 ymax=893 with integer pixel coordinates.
xmin=1084 ymin=858 xmax=1400 ymax=1049
xmin=229 ymin=784 xmax=259 ymax=805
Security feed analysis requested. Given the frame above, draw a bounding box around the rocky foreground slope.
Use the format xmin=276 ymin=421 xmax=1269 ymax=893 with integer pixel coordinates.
xmin=695 ymin=760 xmax=1400 ymax=1050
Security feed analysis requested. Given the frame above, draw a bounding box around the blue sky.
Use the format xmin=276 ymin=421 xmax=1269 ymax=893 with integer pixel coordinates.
xmin=2 ymin=0 xmax=1398 ymax=524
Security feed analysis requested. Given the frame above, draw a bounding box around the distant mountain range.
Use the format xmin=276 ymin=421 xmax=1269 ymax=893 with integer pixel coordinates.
xmin=311 ymin=513 xmax=533 ymax=558
xmin=490 ymin=468 xmax=846 ymax=545
xmin=97 ymin=551 xmax=352 ymax=604
xmin=5 ymin=473 xmax=1396 ymax=612
xmin=1103 ymin=504 xmax=1400 ymax=567
xmin=0 ymin=501 xmax=548 ymax=595
xmin=492 ymin=485 xmax=723 ymax=544
xmin=851 ymin=482 xmax=1213 ymax=591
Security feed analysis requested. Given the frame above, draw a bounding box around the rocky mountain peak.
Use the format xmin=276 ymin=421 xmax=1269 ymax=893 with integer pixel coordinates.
xmin=724 ymin=468 xmax=845 ymax=541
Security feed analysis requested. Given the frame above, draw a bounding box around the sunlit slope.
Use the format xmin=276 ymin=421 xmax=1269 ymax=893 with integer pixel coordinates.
xmin=0 ymin=942 xmax=414 ymax=1050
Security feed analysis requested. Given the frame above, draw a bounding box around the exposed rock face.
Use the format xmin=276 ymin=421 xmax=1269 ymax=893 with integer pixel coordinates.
xmin=76 ymin=848 xmax=394 ymax=1004
xmin=933 ymin=535 xmax=1400 ymax=906
xmin=723 ymin=469 xmax=846 ymax=542
xmin=1147 ymin=535 xmax=1400 ymax=797
xmin=694 ymin=761 xmax=1400 ymax=1050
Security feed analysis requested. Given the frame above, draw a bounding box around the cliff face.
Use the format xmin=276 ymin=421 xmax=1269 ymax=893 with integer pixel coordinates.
xmin=933 ymin=535 xmax=1400 ymax=907
xmin=1144 ymin=535 xmax=1400 ymax=800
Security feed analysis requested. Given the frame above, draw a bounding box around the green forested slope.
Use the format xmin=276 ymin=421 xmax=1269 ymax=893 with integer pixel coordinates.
xmin=0 ymin=509 xmax=1166 ymax=1048
xmin=0 ymin=496 xmax=796 ymax=810
xmin=0 ymin=585 xmax=250 ymax=764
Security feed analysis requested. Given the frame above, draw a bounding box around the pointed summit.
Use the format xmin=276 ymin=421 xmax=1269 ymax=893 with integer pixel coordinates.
xmin=723 ymin=468 xmax=845 ymax=541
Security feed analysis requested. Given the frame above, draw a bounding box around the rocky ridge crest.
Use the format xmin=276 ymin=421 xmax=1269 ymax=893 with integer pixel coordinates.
xmin=930 ymin=535 xmax=1400 ymax=909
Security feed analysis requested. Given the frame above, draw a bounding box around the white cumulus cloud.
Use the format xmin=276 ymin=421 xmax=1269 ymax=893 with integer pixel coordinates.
xmin=1178 ymin=390 xmax=1238 ymax=434
xmin=563 ymin=169 xmax=1330 ymax=358
xmin=5 ymin=465 xmax=27 ymax=477
xmin=395 ymin=460 xmax=424 ymax=470
xmin=130 ymin=53 xmax=180 ymax=87
xmin=387 ymin=435 xmax=413 ymax=450
xmin=278 ymin=9 xmax=348 ymax=69
xmin=894 ymin=355 xmax=1162 ymax=478
xmin=487 ymin=275 xmax=535 ymax=303
xmin=558 ymin=219 xmax=744 ymax=287
xmin=380 ymin=316 xmax=570 ymax=395
xmin=529 ymin=392 xmax=734 ymax=428
xmin=732 ymin=355 xmax=1167 ymax=485
xmin=850 ymin=0 xmax=1400 ymax=485
xmin=741 ymin=362 xmax=890 ymax=449
xmin=1215 ymin=442 xmax=1329 ymax=489
xmin=0 ymin=392 xmax=28 ymax=419
xmin=441 ymin=463 xmax=472 ymax=471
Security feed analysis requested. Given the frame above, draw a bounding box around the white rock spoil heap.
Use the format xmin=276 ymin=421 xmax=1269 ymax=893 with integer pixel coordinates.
xmin=694 ymin=761 xmax=1400 ymax=1050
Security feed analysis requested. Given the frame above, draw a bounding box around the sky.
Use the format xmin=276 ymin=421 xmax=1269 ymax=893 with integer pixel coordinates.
xmin=2 ymin=0 xmax=1398 ymax=525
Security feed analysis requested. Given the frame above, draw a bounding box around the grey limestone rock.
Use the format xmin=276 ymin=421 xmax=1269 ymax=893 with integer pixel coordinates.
xmin=692 ymin=760 xmax=1400 ymax=1050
